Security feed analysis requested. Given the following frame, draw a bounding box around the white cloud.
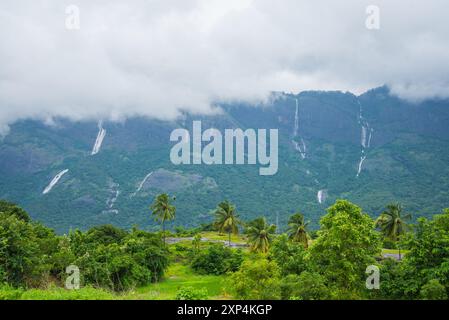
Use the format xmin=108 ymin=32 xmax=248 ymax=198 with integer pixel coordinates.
xmin=1 ymin=0 xmax=449 ymax=134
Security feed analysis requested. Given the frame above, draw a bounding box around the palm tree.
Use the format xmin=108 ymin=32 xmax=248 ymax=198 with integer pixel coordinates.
xmin=212 ymin=200 xmax=241 ymax=245
xmin=192 ymin=233 xmax=201 ymax=254
xmin=245 ymin=217 xmax=276 ymax=253
xmin=150 ymin=193 xmax=176 ymax=246
xmin=287 ymin=213 xmax=309 ymax=248
xmin=375 ymin=203 xmax=411 ymax=260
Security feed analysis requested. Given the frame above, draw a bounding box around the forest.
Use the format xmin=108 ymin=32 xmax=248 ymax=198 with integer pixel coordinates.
xmin=0 ymin=196 xmax=448 ymax=300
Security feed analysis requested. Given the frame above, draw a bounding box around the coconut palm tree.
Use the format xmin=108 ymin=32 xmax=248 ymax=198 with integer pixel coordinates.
xmin=375 ymin=203 xmax=411 ymax=260
xmin=287 ymin=213 xmax=309 ymax=248
xmin=245 ymin=217 xmax=276 ymax=253
xmin=150 ymin=193 xmax=176 ymax=246
xmin=212 ymin=200 xmax=241 ymax=245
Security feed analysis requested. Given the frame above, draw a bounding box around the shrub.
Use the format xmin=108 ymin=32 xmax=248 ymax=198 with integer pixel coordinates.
xmin=280 ymin=272 xmax=330 ymax=300
xmin=175 ymin=286 xmax=208 ymax=300
xmin=191 ymin=244 xmax=243 ymax=275
xmin=420 ymin=279 xmax=448 ymax=300
xmin=229 ymin=258 xmax=281 ymax=300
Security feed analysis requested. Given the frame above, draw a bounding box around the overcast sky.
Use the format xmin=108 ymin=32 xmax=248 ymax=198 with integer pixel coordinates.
xmin=1 ymin=0 xmax=449 ymax=134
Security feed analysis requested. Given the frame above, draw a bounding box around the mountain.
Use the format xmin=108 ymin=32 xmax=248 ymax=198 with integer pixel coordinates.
xmin=1 ymin=86 xmax=449 ymax=233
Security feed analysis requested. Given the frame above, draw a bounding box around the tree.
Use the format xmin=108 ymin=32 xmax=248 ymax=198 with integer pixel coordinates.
xmin=375 ymin=203 xmax=411 ymax=260
xmin=212 ymin=201 xmax=241 ymax=245
xmin=192 ymin=233 xmax=201 ymax=254
xmin=287 ymin=213 xmax=309 ymax=248
xmin=0 ymin=200 xmax=31 ymax=222
xmin=269 ymin=234 xmax=307 ymax=276
xmin=245 ymin=217 xmax=276 ymax=253
xmin=399 ymin=210 xmax=449 ymax=297
xmin=229 ymin=258 xmax=281 ymax=300
xmin=150 ymin=193 xmax=176 ymax=245
xmin=309 ymin=200 xmax=381 ymax=297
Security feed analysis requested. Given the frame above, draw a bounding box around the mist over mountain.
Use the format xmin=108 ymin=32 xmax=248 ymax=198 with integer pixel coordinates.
xmin=1 ymin=86 xmax=448 ymax=233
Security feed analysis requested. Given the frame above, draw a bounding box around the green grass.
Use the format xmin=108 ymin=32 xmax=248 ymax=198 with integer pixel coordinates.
xmin=124 ymin=263 xmax=230 ymax=300
xmin=200 ymin=231 xmax=247 ymax=245
xmin=381 ymin=248 xmax=410 ymax=255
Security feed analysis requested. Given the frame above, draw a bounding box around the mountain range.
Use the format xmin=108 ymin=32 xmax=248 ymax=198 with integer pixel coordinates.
xmin=1 ymin=86 xmax=449 ymax=233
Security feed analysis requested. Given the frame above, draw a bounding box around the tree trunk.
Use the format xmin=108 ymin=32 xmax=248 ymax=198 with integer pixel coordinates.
xmin=398 ymin=248 xmax=402 ymax=261
xmin=229 ymin=232 xmax=231 ymax=246
xmin=162 ymin=221 xmax=166 ymax=247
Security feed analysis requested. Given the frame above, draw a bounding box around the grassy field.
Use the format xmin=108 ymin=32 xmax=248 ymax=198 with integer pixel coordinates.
xmin=381 ymin=248 xmax=409 ymax=255
xmin=127 ymin=263 xmax=230 ymax=300
xmin=199 ymin=231 xmax=247 ymax=244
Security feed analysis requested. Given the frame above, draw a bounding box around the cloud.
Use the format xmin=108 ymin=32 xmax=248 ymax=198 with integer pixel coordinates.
xmin=1 ymin=0 xmax=449 ymax=134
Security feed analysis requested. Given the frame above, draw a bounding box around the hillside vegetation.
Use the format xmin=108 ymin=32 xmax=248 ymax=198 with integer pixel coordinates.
xmin=1 ymin=197 xmax=449 ymax=300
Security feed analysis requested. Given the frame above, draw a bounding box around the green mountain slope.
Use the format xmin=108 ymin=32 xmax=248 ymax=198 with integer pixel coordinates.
xmin=1 ymin=86 xmax=449 ymax=233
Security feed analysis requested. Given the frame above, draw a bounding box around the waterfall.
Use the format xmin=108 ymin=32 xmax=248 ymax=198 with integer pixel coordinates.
xmin=294 ymin=98 xmax=299 ymax=137
xmin=361 ymin=126 xmax=368 ymax=148
xmin=317 ymin=189 xmax=327 ymax=204
xmin=356 ymin=155 xmax=366 ymax=177
xmin=91 ymin=120 xmax=106 ymax=155
xmin=356 ymin=100 xmax=373 ymax=177
xmin=131 ymin=172 xmax=154 ymax=197
xmin=43 ymin=169 xmax=69 ymax=194
xmin=292 ymin=98 xmax=306 ymax=159
xmin=106 ymin=182 xmax=120 ymax=209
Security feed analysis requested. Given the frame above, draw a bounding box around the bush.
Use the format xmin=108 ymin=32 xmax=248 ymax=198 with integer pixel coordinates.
xmin=229 ymin=258 xmax=281 ymax=300
xmin=191 ymin=244 xmax=243 ymax=275
xmin=420 ymin=279 xmax=448 ymax=300
xmin=281 ymin=272 xmax=330 ymax=300
xmin=175 ymin=286 xmax=208 ymax=300
xmin=0 ymin=213 xmax=58 ymax=287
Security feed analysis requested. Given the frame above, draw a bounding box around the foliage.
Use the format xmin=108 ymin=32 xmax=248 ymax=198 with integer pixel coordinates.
xmin=175 ymin=286 xmax=209 ymax=300
xmin=229 ymin=258 xmax=281 ymax=300
xmin=280 ymin=272 xmax=330 ymax=300
xmin=420 ymin=279 xmax=447 ymax=300
xmin=212 ymin=201 xmax=241 ymax=245
xmin=0 ymin=284 xmax=24 ymax=300
xmin=287 ymin=213 xmax=309 ymax=248
xmin=151 ymin=193 xmax=176 ymax=244
xmin=191 ymin=244 xmax=243 ymax=275
xmin=0 ymin=200 xmax=31 ymax=222
xmin=308 ymin=200 xmax=381 ymax=297
xmin=245 ymin=217 xmax=276 ymax=253
xmin=72 ymin=229 xmax=169 ymax=291
xmin=269 ymin=234 xmax=307 ymax=276
xmin=0 ymin=213 xmax=58 ymax=287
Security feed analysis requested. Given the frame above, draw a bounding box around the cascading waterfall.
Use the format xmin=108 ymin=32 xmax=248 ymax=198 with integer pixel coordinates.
xmin=356 ymin=100 xmax=373 ymax=177
xmin=43 ymin=169 xmax=69 ymax=194
xmin=91 ymin=120 xmax=106 ymax=155
xmin=356 ymin=154 xmax=366 ymax=177
xmin=103 ymin=182 xmax=120 ymax=214
xmin=292 ymin=98 xmax=306 ymax=159
xmin=131 ymin=172 xmax=154 ymax=197
xmin=317 ymin=189 xmax=327 ymax=204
